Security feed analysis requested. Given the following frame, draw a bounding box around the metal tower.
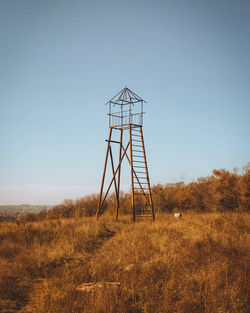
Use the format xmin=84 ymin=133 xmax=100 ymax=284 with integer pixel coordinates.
xmin=96 ymin=87 xmax=155 ymax=221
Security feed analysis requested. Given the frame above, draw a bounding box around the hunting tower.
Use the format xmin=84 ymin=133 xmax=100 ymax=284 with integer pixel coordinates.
xmin=96 ymin=87 xmax=155 ymax=221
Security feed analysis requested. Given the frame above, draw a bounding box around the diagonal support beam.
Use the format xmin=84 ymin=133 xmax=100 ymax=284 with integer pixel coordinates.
xmin=109 ymin=146 xmax=119 ymax=213
xmin=96 ymin=142 xmax=130 ymax=217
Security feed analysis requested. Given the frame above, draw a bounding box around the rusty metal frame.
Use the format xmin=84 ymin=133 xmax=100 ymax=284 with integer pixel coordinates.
xmin=96 ymin=87 xmax=155 ymax=221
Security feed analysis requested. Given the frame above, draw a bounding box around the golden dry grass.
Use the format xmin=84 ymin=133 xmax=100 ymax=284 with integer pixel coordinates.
xmin=0 ymin=213 xmax=249 ymax=313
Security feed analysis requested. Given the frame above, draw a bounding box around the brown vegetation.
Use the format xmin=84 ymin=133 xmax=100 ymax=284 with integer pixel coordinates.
xmin=0 ymin=212 xmax=249 ymax=313
xmin=152 ymin=164 xmax=250 ymax=214
xmin=41 ymin=164 xmax=250 ymax=220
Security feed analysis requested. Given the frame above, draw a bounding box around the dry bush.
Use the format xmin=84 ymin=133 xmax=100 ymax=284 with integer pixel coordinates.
xmin=46 ymin=195 xmax=101 ymax=220
xmin=0 ymin=218 xmax=116 ymax=312
xmin=0 ymin=213 xmax=249 ymax=313
xmin=87 ymin=213 xmax=249 ymax=313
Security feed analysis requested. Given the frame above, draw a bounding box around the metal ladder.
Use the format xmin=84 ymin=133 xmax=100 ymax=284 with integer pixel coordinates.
xmin=129 ymin=125 xmax=155 ymax=220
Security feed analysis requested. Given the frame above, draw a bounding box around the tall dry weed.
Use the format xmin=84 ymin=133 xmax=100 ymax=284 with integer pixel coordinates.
xmin=0 ymin=213 xmax=249 ymax=313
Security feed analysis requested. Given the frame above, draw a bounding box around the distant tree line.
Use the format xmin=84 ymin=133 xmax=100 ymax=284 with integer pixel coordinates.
xmin=152 ymin=163 xmax=250 ymax=214
xmin=24 ymin=163 xmax=249 ymax=221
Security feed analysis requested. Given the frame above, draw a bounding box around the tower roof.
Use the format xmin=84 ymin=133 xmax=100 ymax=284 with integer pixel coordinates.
xmin=106 ymin=87 xmax=146 ymax=106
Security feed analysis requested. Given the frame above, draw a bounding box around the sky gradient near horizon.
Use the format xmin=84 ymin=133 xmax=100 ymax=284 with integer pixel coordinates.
xmin=0 ymin=0 xmax=249 ymax=205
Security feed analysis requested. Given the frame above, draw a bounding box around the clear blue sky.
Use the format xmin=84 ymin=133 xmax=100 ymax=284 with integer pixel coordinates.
xmin=0 ymin=0 xmax=249 ymax=205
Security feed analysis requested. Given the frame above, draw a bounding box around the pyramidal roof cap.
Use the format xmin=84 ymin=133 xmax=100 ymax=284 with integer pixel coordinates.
xmin=106 ymin=87 xmax=146 ymax=105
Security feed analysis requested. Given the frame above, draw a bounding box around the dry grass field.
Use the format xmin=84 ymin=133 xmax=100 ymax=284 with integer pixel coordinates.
xmin=0 ymin=212 xmax=249 ymax=313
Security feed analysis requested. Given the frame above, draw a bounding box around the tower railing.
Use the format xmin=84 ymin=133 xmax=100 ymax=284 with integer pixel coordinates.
xmin=109 ymin=112 xmax=143 ymax=128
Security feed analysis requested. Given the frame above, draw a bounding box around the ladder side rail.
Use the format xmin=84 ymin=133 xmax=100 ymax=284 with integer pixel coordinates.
xmin=139 ymin=127 xmax=155 ymax=220
xmin=120 ymin=144 xmax=151 ymax=207
xmin=129 ymin=124 xmax=135 ymax=221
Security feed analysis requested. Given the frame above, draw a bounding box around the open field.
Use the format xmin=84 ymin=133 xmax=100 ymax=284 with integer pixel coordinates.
xmin=0 ymin=213 xmax=249 ymax=313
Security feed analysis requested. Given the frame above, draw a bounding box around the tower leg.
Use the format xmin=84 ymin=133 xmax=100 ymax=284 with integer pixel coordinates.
xmin=96 ymin=128 xmax=112 ymax=218
xmin=116 ymin=129 xmax=123 ymax=220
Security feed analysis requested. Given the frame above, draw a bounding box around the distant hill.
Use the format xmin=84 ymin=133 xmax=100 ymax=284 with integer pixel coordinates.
xmin=0 ymin=204 xmax=53 ymax=215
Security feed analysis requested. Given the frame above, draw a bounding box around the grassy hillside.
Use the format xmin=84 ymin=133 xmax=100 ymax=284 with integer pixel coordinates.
xmin=0 ymin=213 xmax=249 ymax=313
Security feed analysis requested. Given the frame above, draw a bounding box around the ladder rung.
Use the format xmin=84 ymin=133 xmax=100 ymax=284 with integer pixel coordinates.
xmin=132 ymin=150 xmax=143 ymax=153
xmin=133 ymin=166 xmax=145 ymax=168
xmin=131 ymin=134 xmax=141 ymax=137
xmin=134 ymin=187 xmax=149 ymax=190
xmin=134 ymin=182 xmax=148 ymax=185
xmin=133 ymin=155 xmax=144 ymax=158
xmin=133 ymin=161 xmax=144 ymax=163
xmin=132 ymin=144 xmax=142 ymax=147
xmin=134 ymin=204 xmax=151 ymax=207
